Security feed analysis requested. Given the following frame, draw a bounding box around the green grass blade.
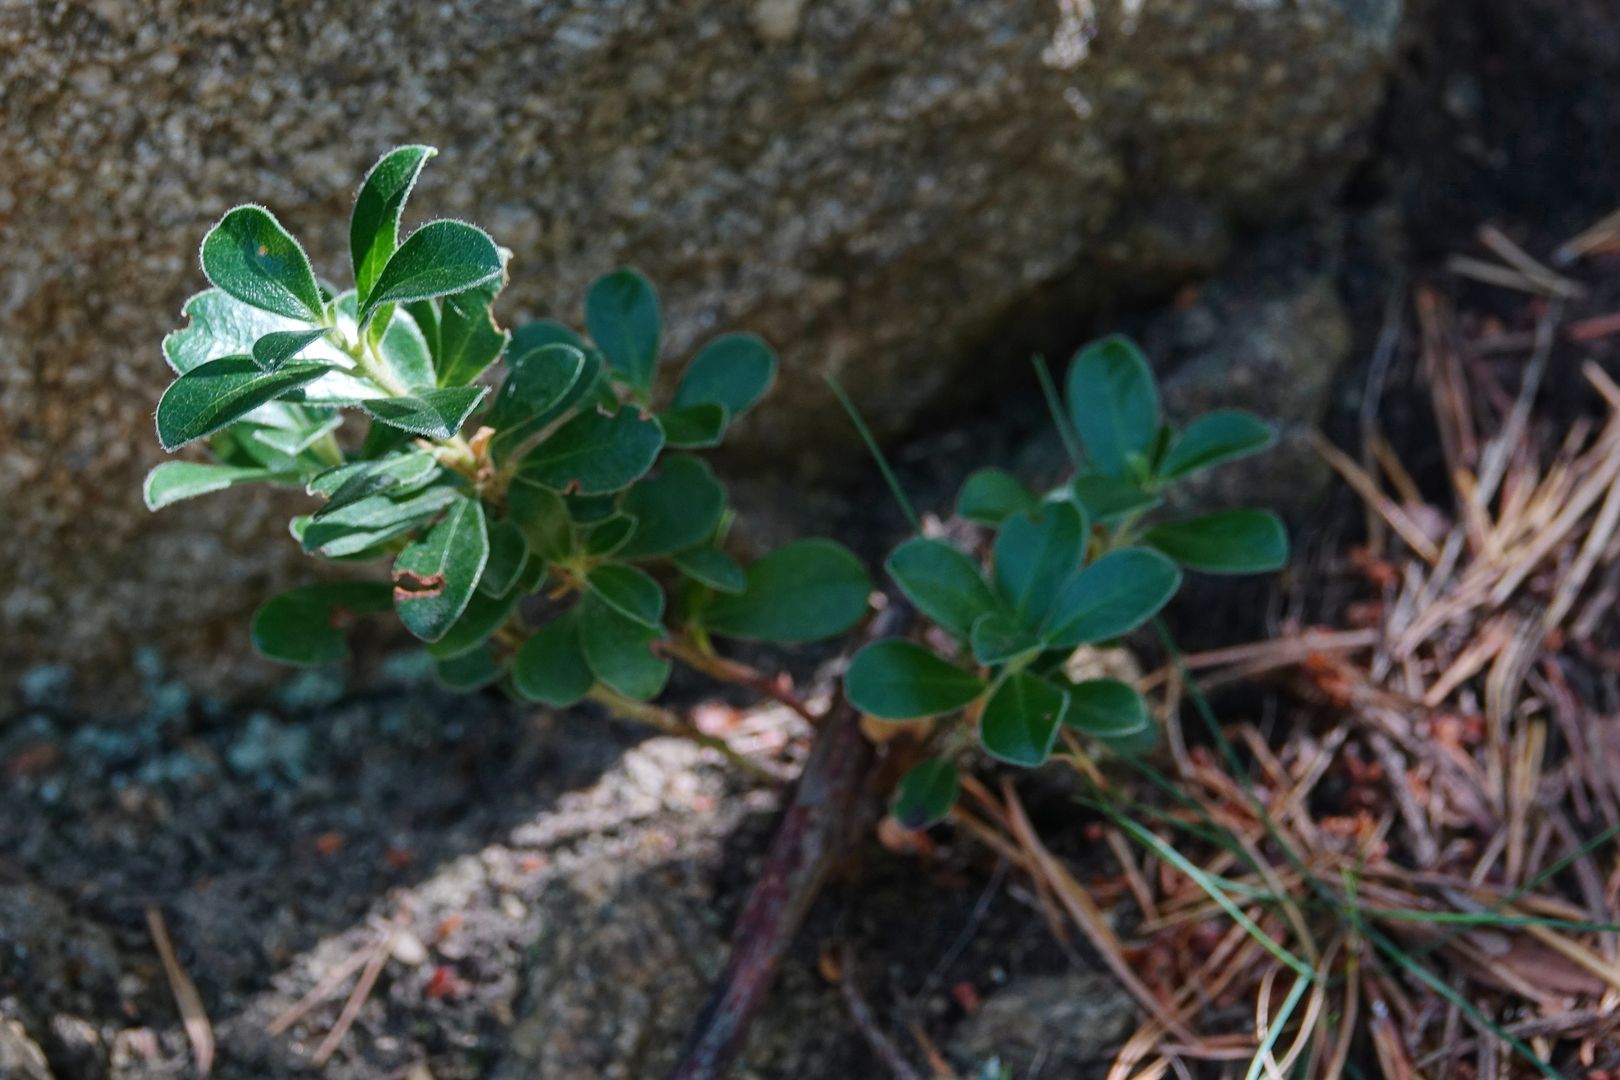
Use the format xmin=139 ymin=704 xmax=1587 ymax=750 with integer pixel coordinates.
xmin=826 ymin=375 xmax=920 ymax=533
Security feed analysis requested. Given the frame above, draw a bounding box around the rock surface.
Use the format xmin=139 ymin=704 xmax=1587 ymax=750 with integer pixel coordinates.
xmin=0 ymin=0 xmax=1399 ymax=708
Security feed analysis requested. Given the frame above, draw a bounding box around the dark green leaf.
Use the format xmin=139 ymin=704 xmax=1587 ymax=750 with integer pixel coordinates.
xmin=618 ymin=456 xmax=727 ymax=558
xmin=565 ymin=493 xmax=620 ymax=524
xmin=955 ymin=467 xmax=1037 ymax=525
xmin=970 ymin=610 xmax=1042 ymax=666
xmin=892 ymin=758 xmax=959 ymax=831
xmin=671 ymin=546 xmax=746 ymax=594
xmin=156 ymin=356 xmax=334 ymax=451
xmin=577 ymin=593 xmax=670 ymax=700
xmin=351 ymin=145 xmax=436 ymax=305
xmin=166 ymin=289 xmax=351 ymax=374
xmin=368 ymin=303 xmax=436 ymax=389
xmin=516 ymin=406 xmax=664 ymax=496
xmin=479 ymin=518 xmax=531 ymax=596
xmin=884 ymin=538 xmax=999 ymax=641
xmin=435 ymin=645 xmax=503 ymax=689
xmin=1143 ymin=510 xmax=1289 ymax=574
xmin=992 ymin=501 xmax=1087 ymax=625
xmin=251 ymin=582 xmax=393 ymax=666
xmin=311 ymin=451 xmax=440 ymax=520
xmin=144 ymin=461 xmax=296 ymax=510
xmin=673 ymin=333 xmax=777 ymax=416
xmin=489 ymin=344 xmax=589 ymax=431
xmin=512 ymin=319 xmax=587 ymax=354
xmin=1042 ymin=548 xmax=1181 ymax=648
xmin=1158 ymin=410 xmax=1276 ymax=481
xmin=703 ymin=540 xmax=872 ymax=643
xmin=658 ymin=403 xmax=728 ymax=448
xmin=1063 ymin=678 xmax=1148 ymax=737
xmin=1096 ymin=720 xmax=1161 ymax=758
xmin=844 ymin=640 xmax=984 ymax=720
xmin=583 ymin=513 xmax=637 ymax=557
xmin=1069 ymin=472 xmax=1160 ymax=523
xmin=436 ymin=280 xmax=509 ymax=386
xmin=392 ymin=497 xmax=489 ymax=642
xmin=200 ymin=205 xmax=325 ymax=323
xmin=251 ymin=328 xmax=329 ymax=371
xmin=1066 ymin=335 xmax=1159 ymax=479
xmin=978 ymin=672 xmax=1070 ymax=767
xmin=512 ymin=613 xmax=595 ymax=706
xmin=507 ymin=483 xmax=573 ymax=562
xmin=362 ymin=385 xmax=487 ymax=439
xmin=427 ymin=587 xmax=521 ymax=660
xmin=585 ymin=267 xmax=661 ymax=391
xmin=359 ymin=220 xmax=504 ymax=328
xmin=585 ymin=564 xmax=666 ymax=629
xmin=407 ymin=299 xmax=441 ymax=358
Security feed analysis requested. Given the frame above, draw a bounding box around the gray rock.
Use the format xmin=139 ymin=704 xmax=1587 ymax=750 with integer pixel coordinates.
xmin=43 ymin=1014 xmax=108 ymax=1080
xmin=949 ymin=973 xmax=1137 ymax=1076
xmin=0 ymin=1019 xmax=54 ymax=1080
xmin=0 ymin=0 xmax=1400 ymax=709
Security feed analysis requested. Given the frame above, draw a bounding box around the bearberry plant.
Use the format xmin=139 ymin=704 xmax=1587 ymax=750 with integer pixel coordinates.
xmin=147 ymin=145 xmax=1286 ymax=825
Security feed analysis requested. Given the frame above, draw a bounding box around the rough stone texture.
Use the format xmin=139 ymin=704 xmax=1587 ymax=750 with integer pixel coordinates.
xmin=0 ymin=0 xmax=1399 ymax=709
xmin=0 ymin=1019 xmax=54 ymax=1080
xmin=949 ymin=973 xmax=1138 ymax=1075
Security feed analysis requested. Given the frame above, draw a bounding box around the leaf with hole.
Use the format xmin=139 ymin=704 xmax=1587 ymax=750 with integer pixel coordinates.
xmin=618 ymin=456 xmax=727 ymax=558
xmin=585 ymin=564 xmax=666 ymax=629
xmin=1042 ymin=547 xmax=1181 ymax=649
xmin=392 ymin=497 xmax=489 ymax=642
xmin=251 ymin=582 xmax=394 ymax=666
xmin=144 ymin=461 xmax=298 ymax=510
xmin=978 ymin=672 xmax=1070 ymax=767
xmin=892 ymin=758 xmax=959 ymax=831
xmin=516 ymin=406 xmax=664 ymax=496
xmin=671 ymin=546 xmax=746 ymax=594
xmin=992 ymin=501 xmax=1087 ymax=625
xmin=673 ymin=333 xmax=777 ymax=417
xmin=512 ymin=613 xmax=595 ymax=706
xmin=358 ymin=220 xmax=504 ymax=328
xmin=970 ymin=610 xmax=1042 ymax=666
xmin=362 ymin=385 xmax=487 ymax=439
xmin=955 ymin=467 xmax=1037 ymax=525
xmin=585 ymin=267 xmax=661 ymax=392
xmin=885 ymin=538 xmax=999 ymax=641
xmin=156 ymin=357 xmax=335 ymax=451
xmin=1066 ymin=335 xmax=1159 ymax=479
xmin=1063 ymin=678 xmax=1148 ymax=737
xmin=1143 ymin=509 xmax=1289 ymax=574
xmin=577 ymin=593 xmax=670 ymax=700
xmin=703 ymin=540 xmax=871 ymax=643
xmin=844 ymin=640 xmax=984 ymax=720
xmin=1158 ymin=410 xmax=1275 ymax=481
xmin=200 ymin=205 xmax=326 ymax=323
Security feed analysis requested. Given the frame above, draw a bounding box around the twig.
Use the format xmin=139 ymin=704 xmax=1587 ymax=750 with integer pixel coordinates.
xmin=146 ymin=906 xmax=215 ymax=1078
xmin=312 ymin=916 xmax=400 ymax=1066
xmin=588 ymin=685 xmax=785 ymax=785
xmin=837 ymin=944 xmax=924 ymax=1080
xmin=659 ymin=635 xmax=820 ymax=727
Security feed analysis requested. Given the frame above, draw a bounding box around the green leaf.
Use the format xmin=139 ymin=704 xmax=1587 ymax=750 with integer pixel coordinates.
xmin=1158 ymin=410 xmax=1276 ymax=481
xmin=200 ymin=205 xmax=325 ymax=323
xmin=507 ymin=483 xmax=573 ymax=562
xmin=516 ymin=406 xmax=664 ymax=496
xmin=1143 ymin=510 xmax=1289 ymax=574
xmin=585 ymin=267 xmax=661 ymax=392
xmin=512 ymin=613 xmax=595 ymax=706
xmin=311 ymin=451 xmax=440 ymax=520
xmin=884 ymin=538 xmax=999 ymax=641
xmin=351 ymin=145 xmax=436 ymax=305
xmin=144 ymin=461 xmax=296 ymax=510
xmin=1042 ymin=548 xmax=1181 ymax=648
xmin=251 ymin=582 xmax=393 ymax=666
xmin=1096 ymin=721 xmax=1161 ymax=758
xmin=671 ymin=546 xmax=746 ymax=594
xmin=251 ymin=328 xmax=329 ymax=372
xmin=978 ymin=672 xmax=1070 ymax=767
xmin=368 ymin=303 xmax=437 ymax=389
xmin=1069 ymin=472 xmax=1160 ymax=524
xmin=489 ymin=344 xmax=589 ymax=430
xmin=845 ymin=640 xmax=984 ymax=720
xmin=584 ymin=514 xmax=638 ymax=557
xmin=362 ymin=385 xmax=487 ymax=439
xmin=578 ymin=593 xmax=671 ymax=700
xmin=892 ymin=758 xmax=959 ymax=831
xmin=513 ymin=318 xmax=587 ymax=354
xmin=703 ymin=540 xmax=871 ymax=643
xmin=479 ymin=518 xmax=531 ymax=596
xmin=970 ymin=611 xmax=1042 ymax=666
xmin=673 ymin=333 xmax=777 ymax=416
xmin=427 ymin=587 xmax=521 ymax=660
xmin=993 ymin=501 xmax=1087 ymax=625
xmin=407 ymin=300 xmax=441 ymax=358
xmin=585 ymin=564 xmax=666 ymax=629
xmin=359 ymin=220 xmax=504 ymax=328
xmin=658 ymin=403 xmax=728 ymax=448
xmin=248 ymin=408 xmax=341 ymax=460
xmin=435 ymin=645 xmax=504 ymax=690
xmin=392 ymin=497 xmax=489 ymax=642
xmin=1066 ymin=335 xmax=1160 ymax=479
xmin=155 ymin=356 xmax=334 ymax=451
xmin=617 ymin=455 xmax=727 ymax=558
xmin=167 ymin=289 xmax=348 ymax=375
xmin=1063 ymin=678 xmax=1148 ymax=737
xmin=436 ymin=280 xmax=510 ymax=386
xmin=955 ymin=468 xmax=1036 ymax=525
